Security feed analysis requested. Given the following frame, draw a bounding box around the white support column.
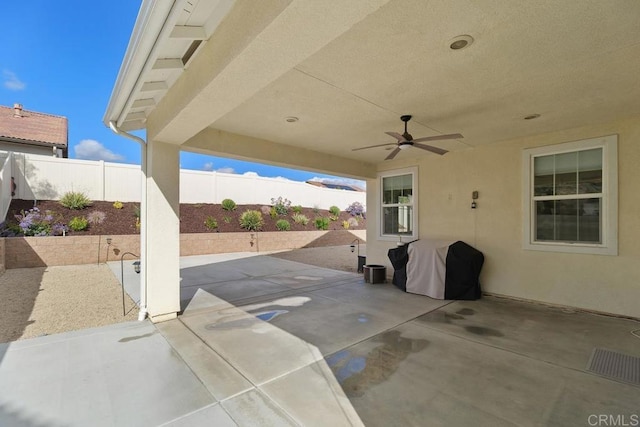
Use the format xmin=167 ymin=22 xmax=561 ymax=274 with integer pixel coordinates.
xmin=142 ymin=139 xmax=180 ymax=322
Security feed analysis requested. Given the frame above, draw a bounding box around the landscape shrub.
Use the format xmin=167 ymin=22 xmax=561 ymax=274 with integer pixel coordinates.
xmin=291 ymin=213 xmax=309 ymax=225
xmin=269 ymin=207 xmax=278 ymax=219
xmin=87 ymin=211 xmax=106 ymax=225
xmin=275 ymin=219 xmax=291 ymax=231
xmin=328 ymin=205 xmax=340 ymax=221
xmin=291 ymin=205 xmax=303 ymax=214
xmin=346 ymin=201 xmax=365 ymax=218
xmin=113 ymin=201 xmax=123 ymax=209
xmin=204 ymin=216 xmax=218 ymax=230
xmin=314 ymin=216 xmax=329 ymax=230
xmin=342 ymin=220 xmax=350 ymax=229
xmin=271 ymin=196 xmax=291 ymax=215
xmin=239 ymin=210 xmax=264 ymax=231
xmin=15 ymin=207 xmax=66 ymax=236
xmin=221 ymin=199 xmax=236 ymax=211
xmin=60 ymin=191 xmax=92 ymax=210
xmin=223 ymin=216 xmax=232 ymax=224
xmin=68 ymin=216 xmax=89 ymax=231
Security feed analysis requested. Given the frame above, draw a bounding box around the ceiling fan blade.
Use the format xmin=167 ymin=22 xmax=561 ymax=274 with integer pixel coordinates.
xmin=385 ymin=131 xmax=406 ymax=142
xmin=352 ymin=142 xmax=397 ymax=151
xmin=413 ymin=143 xmax=448 ymax=155
xmin=385 ymin=147 xmax=401 ymax=160
xmin=411 ymin=133 xmax=463 ymax=144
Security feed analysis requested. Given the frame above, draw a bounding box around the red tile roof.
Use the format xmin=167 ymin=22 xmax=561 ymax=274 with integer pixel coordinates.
xmin=0 ymin=104 xmax=68 ymax=147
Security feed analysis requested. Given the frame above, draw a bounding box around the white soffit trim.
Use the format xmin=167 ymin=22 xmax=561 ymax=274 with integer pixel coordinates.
xmin=103 ymin=0 xmax=235 ymax=131
xmin=103 ymin=0 xmax=175 ymax=127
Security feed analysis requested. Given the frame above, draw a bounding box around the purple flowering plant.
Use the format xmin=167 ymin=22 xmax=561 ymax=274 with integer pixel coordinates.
xmin=345 ymin=201 xmax=366 ymax=218
xmin=15 ymin=207 xmax=67 ymax=236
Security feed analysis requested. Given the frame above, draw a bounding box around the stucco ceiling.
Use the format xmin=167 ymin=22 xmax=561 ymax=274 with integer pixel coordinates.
xmin=110 ymin=0 xmax=640 ymax=171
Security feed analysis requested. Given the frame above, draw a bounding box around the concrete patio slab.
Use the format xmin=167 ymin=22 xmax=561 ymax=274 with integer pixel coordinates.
xmin=326 ymin=320 xmax=640 ymax=426
xmin=8 ymin=253 xmax=636 ymax=426
xmin=310 ymin=280 xmax=451 ymax=323
xmin=0 ymin=321 xmax=215 ymax=427
xmin=415 ymin=297 xmax=640 ymax=371
xmin=260 ymin=361 xmax=364 ymax=427
xmin=155 ymin=320 xmax=253 ymax=401
xmin=241 ymin=292 xmax=403 ymax=356
xmin=180 ymin=301 xmax=323 ymax=386
xmin=221 ymin=389 xmax=298 ymax=426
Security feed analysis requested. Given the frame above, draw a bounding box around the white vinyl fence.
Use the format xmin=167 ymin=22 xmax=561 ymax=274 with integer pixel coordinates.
xmin=1 ymin=152 xmax=365 ymax=217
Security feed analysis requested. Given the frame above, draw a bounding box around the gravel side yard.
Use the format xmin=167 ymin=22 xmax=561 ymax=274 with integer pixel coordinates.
xmin=0 ymin=264 xmax=137 ymax=343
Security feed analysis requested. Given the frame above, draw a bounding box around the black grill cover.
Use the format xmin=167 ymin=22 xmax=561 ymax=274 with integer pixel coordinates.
xmin=387 ymin=240 xmax=484 ymax=300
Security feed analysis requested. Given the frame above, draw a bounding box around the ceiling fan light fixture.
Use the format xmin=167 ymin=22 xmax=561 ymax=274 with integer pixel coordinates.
xmin=399 ymin=144 xmax=411 ymax=150
xmin=449 ymin=35 xmax=474 ymax=50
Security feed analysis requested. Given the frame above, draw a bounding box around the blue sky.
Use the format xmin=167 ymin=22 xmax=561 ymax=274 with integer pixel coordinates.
xmin=0 ymin=2 xmax=364 ymax=188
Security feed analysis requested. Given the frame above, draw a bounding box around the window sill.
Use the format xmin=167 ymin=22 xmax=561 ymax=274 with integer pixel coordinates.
xmin=523 ymin=241 xmax=617 ymax=256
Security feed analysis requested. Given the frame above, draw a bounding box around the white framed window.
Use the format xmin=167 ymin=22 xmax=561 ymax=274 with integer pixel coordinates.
xmin=379 ymin=167 xmax=418 ymax=240
xmin=522 ymin=135 xmax=617 ymax=255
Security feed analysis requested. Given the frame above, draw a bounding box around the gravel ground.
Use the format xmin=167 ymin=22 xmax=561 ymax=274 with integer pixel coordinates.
xmin=0 ymin=264 xmax=138 ymax=343
xmin=0 ymin=244 xmax=366 ymax=344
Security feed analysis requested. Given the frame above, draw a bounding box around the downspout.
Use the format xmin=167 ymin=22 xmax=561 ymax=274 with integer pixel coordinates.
xmin=109 ymin=121 xmax=148 ymax=321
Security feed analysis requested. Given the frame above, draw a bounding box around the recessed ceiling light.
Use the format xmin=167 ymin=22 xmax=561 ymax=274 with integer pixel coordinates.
xmin=285 ymin=116 xmax=299 ymax=123
xmin=524 ymin=114 xmax=541 ymax=120
xmin=449 ymin=35 xmax=474 ymax=50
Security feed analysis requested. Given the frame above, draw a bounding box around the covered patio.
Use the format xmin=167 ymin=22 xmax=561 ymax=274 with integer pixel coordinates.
xmin=1 ymin=254 xmax=638 ymax=425
xmin=103 ymin=0 xmax=640 ymax=323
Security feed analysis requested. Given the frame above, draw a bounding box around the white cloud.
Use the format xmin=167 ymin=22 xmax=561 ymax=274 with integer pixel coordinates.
xmin=203 ymin=162 xmax=235 ymax=174
xmin=74 ymin=139 xmax=125 ymax=162
xmin=309 ymin=176 xmax=366 ymax=190
xmin=216 ymin=167 xmax=235 ymax=174
xmin=3 ymin=70 xmax=26 ymax=91
xmin=243 ymin=171 xmax=259 ymax=177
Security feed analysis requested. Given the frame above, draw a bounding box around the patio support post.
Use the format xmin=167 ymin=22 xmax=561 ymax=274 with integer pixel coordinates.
xmin=142 ymin=138 xmax=180 ymax=322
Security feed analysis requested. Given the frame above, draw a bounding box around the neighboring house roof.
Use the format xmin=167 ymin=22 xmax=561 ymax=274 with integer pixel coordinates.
xmin=306 ymin=181 xmax=364 ymax=192
xmin=0 ymin=104 xmax=68 ymax=147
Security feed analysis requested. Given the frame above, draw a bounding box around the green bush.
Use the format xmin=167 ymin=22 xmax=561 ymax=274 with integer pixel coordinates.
xmin=204 ymin=216 xmax=218 ymax=230
xmin=60 ymin=191 xmax=92 ymax=210
xmin=292 ymin=205 xmax=303 ymax=214
xmin=271 ymin=196 xmax=291 ymax=215
xmin=275 ymin=219 xmax=291 ymax=231
xmin=314 ymin=216 xmax=329 ymax=230
xmin=113 ymin=201 xmax=123 ymax=209
xmin=221 ymin=199 xmax=236 ymax=211
xmin=291 ymin=213 xmax=309 ymax=225
xmin=239 ymin=210 xmax=264 ymax=231
xmin=269 ymin=206 xmax=278 ymax=219
xmin=223 ymin=216 xmax=232 ymax=224
xmin=329 ymin=206 xmax=341 ymax=216
xmin=68 ymin=216 xmax=89 ymax=231
xmin=342 ymin=220 xmax=350 ymax=229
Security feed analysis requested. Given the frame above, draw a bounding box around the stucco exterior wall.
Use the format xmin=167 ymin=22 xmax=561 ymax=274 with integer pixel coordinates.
xmin=366 ymin=115 xmax=640 ymax=318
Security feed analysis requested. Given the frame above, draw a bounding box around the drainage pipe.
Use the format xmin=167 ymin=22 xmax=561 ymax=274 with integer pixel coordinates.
xmin=108 ymin=121 xmax=148 ymax=321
